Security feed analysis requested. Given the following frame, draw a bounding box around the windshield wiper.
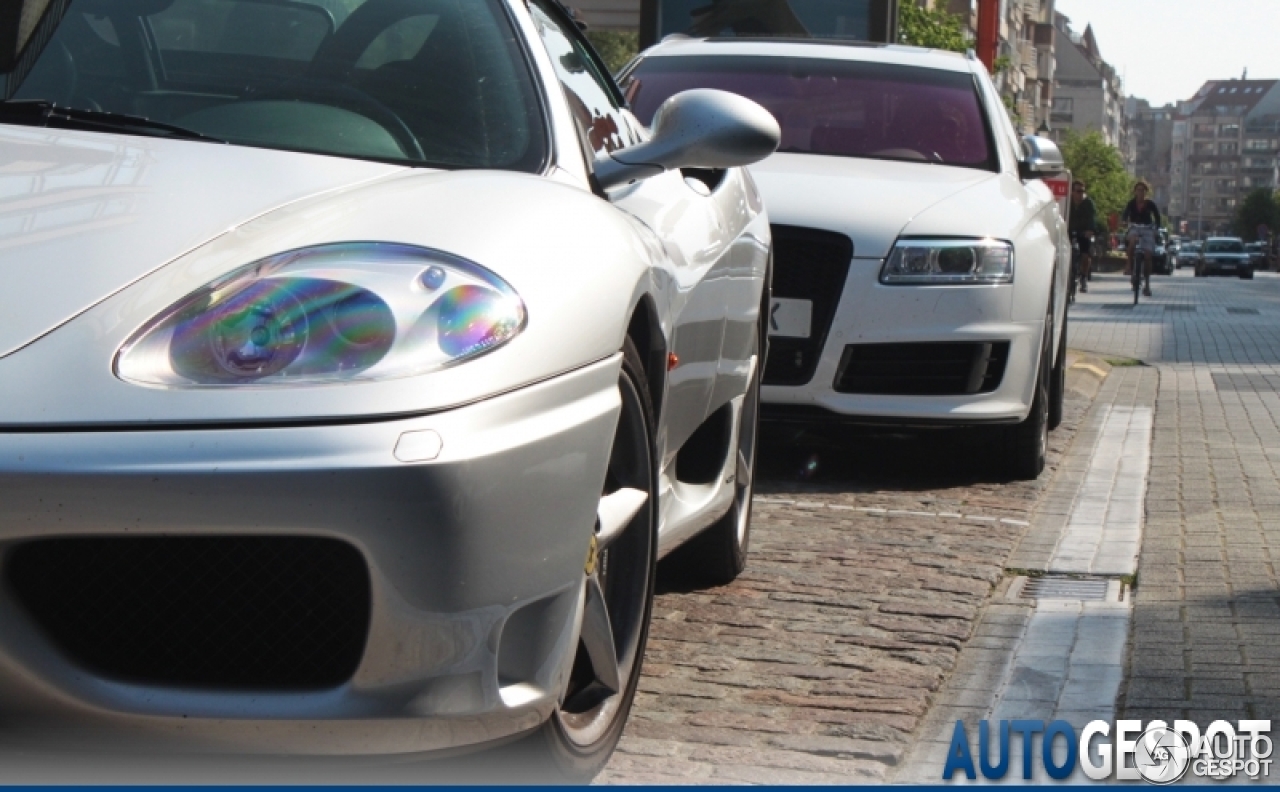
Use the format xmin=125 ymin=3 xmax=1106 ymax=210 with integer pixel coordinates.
xmin=0 ymin=100 xmax=225 ymax=143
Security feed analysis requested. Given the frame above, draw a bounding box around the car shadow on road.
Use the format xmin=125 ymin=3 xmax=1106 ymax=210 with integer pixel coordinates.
xmin=753 ymin=420 xmax=1014 ymax=494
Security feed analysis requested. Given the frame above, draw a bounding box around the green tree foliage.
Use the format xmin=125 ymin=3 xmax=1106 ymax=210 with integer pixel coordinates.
xmin=586 ymin=30 xmax=639 ymax=75
xmin=1058 ymin=130 xmax=1131 ymax=224
xmin=1233 ymin=188 xmax=1280 ymax=241
xmin=898 ymin=0 xmax=968 ymax=53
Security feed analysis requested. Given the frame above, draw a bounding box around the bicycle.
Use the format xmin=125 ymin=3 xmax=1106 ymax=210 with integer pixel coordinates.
xmin=1126 ymin=223 xmax=1156 ymax=305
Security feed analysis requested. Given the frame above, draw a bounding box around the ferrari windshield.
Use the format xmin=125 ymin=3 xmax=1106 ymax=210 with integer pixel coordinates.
xmin=5 ymin=0 xmax=546 ymax=170
xmin=624 ymin=55 xmax=995 ymax=169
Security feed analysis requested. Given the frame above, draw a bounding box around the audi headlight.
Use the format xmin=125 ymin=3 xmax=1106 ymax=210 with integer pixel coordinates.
xmin=116 ymin=243 xmax=526 ymax=387
xmin=880 ymin=239 xmax=1014 ymax=285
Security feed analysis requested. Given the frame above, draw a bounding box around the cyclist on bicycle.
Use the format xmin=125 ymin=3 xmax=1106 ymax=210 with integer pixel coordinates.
xmin=1069 ymin=179 xmax=1096 ymax=293
xmin=1122 ymin=180 xmax=1162 ymax=297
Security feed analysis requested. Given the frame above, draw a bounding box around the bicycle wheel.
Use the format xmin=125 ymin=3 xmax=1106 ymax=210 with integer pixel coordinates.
xmin=1132 ymin=267 xmax=1140 ymax=305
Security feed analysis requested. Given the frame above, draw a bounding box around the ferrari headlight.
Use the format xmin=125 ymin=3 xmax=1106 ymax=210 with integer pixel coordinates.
xmin=116 ymin=243 xmax=526 ymax=387
xmin=880 ymin=238 xmax=1014 ymax=285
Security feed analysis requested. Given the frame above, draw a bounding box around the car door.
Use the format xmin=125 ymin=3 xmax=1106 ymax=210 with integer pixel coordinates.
xmin=526 ymin=0 xmax=757 ymax=470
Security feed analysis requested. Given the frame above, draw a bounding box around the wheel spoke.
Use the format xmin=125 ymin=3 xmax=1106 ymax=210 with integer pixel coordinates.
xmin=736 ymin=449 xmax=752 ymax=489
xmin=596 ymin=488 xmax=648 ymax=550
xmin=563 ymin=574 xmax=621 ymax=713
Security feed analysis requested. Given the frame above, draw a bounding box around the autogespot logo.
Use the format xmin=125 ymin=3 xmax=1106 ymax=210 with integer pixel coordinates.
xmin=943 ymin=719 xmax=1273 ymax=783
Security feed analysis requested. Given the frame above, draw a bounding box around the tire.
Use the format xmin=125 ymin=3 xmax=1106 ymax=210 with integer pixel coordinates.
xmin=1004 ymin=310 xmax=1050 ymax=480
xmin=1240 ymin=269 xmax=1254 ymax=280
xmin=663 ymin=264 xmax=769 ymax=587
xmin=1048 ymin=310 xmax=1067 ymax=431
xmin=503 ymin=338 xmax=657 ymax=782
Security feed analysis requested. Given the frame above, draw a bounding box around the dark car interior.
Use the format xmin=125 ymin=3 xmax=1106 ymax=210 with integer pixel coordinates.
xmin=8 ymin=0 xmax=546 ymax=170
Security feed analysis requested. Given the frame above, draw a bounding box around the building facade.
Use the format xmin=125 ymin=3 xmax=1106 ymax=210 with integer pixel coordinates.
xmin=943 ymin=0 xmax=1055 ymax=135
xmin=1047 ymin=15 xmax=1126 ymax=157
xmin=1127 ymin=98 xmax=1176 ymax=209
xmin=1168 ymin=79 xmax=1280 ymax=237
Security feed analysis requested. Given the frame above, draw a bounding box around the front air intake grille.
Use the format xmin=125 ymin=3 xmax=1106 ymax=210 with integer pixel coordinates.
xmin=764 ymin=225 xmax=853 ymax=387
xmin=6 ymin=536 xmax=371 ymax=690
xmin=834 ymin=341 xmax=1010 ymax=396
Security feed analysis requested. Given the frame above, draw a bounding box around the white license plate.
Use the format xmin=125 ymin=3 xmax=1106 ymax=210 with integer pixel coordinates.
xmin=769 ymin=298 xmax=812 ymax=339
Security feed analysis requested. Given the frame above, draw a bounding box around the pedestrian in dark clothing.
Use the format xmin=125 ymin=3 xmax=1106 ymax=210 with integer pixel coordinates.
xmin=1069 ymin=180 xmax=1096 ymax=292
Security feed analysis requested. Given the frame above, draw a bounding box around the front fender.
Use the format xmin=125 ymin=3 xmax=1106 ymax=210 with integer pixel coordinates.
xmin=0 ymin=170 xmax=671 ymax=425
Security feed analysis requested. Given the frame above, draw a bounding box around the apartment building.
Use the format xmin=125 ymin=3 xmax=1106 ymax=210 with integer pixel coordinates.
xmin=1047 ymin=15 xmax=1126 ymax=158
xmin=1168 ymin=79 xmax=1280 ymax=236
xmin=1127 ymin=98 xmax=1176 ymax=209
xmin=940 ymin=0 xmax=1055 ymax=135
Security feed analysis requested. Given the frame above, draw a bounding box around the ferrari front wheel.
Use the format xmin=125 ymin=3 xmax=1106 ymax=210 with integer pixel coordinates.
xmin=510 ymin=338 xmax=657 ymax=782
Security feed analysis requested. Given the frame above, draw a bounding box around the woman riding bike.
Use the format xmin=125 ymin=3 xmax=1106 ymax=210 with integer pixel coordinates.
xmin=1122 ymin=181 xmax=1162 ymax=299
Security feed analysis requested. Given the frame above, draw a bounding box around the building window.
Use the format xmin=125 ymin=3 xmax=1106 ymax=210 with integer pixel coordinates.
xmin=1217 ymin=179 xmax=1237 ymax=191
xmin=1220 ymin=124 xmax=1240 ymax=137
xmin=1194 ymin=123 xmax=1215 ymax=138
xmin=1220 ymin=142 xmax=1238 ymax=155
xmin=1244 ymin=139 xmax=1275 ymax=151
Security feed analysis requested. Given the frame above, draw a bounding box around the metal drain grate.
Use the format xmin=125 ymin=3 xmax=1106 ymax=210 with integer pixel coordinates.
xmin=1227 ymin=307 xmax=1260 ymax=315
xmin=1101 ymin=304 xmax=1134 ymax=310
xmin=1164 ymin=305 xmax=1196 ymax=312
xmin=1019 ymin=575 xmax=1111 ymax=601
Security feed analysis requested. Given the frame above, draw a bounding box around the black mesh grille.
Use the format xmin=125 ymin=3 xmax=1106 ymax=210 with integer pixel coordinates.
xmin=764 ymin=225 xmax=853 ymax=387
xmin=833 ymin=341 xmax=1010 ymax=396
xmin=6 ymin=537 xmax=371 ymax=690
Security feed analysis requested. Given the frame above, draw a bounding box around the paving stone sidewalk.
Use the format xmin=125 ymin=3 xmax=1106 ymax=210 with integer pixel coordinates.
xmin=895 ymin=364 xmax=1155 ymax=784
xmin=1069 ymin=272 xmax=1280 ymax=724
xmin=598 ymin=375 xmax=1095 ymax=783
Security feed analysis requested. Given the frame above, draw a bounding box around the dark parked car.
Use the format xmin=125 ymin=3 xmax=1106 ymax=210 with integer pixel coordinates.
xmin=1196 ymin=237 xmax=1253 ymax=279
xmin=1177 ymin=240 xmax=1201 ymax=270
xmin=1153 ymin=230 xmax=1173 ymax=275
xmin=1246 ymin=241 xmax=1267 ymax=271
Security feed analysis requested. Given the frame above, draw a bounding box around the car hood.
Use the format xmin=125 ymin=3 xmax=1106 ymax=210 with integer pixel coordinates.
xmin=749 ymin=153 xmax=998 ymax=259
xmin=0 ymin=125 xmax=403 ymax=358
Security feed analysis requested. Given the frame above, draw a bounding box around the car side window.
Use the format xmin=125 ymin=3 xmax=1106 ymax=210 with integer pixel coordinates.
xmin=527 ymin=0 xmax=634 ymax=157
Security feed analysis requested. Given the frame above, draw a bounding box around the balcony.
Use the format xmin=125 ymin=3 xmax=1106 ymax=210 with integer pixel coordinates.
xmin=1018 ymin=41 xmax=1036 ymax=78
xmin=1033 ymin=22 xmax=1054 ymax=48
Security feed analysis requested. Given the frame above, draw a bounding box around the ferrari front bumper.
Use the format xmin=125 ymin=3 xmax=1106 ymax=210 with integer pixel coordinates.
xmin=0 ymin=356 xmax=622 ymax=760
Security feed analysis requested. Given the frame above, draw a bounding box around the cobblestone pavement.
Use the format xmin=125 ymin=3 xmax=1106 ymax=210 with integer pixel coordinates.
xmin=1069 ymin=270 xmax=1280 ymax=724
xmin=597 ymin=365 xmax=1096 ymax=783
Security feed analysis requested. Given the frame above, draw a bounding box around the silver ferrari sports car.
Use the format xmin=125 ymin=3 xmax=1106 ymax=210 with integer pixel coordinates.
xmin=0 ymin=0 xmax=777 ymax=780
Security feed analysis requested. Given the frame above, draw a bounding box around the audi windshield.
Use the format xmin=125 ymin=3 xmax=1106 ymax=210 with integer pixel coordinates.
xmin=624 ymin=55 xmax=996 ymax=169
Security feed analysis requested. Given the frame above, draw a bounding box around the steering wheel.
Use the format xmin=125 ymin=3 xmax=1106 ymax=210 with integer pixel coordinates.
xmin=254 ymin=78 xmax=426 ymax=161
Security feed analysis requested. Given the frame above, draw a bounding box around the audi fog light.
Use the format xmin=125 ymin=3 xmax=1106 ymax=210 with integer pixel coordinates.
xmin=116 ymin=243 xmax=526 ymax=387
xmin=880 ymin=239 xmax=1014 ymax=285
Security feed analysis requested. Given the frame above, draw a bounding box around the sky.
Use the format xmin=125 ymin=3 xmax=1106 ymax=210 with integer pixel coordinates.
xmin=1051 ymin=0 xmax=1279 ymax=106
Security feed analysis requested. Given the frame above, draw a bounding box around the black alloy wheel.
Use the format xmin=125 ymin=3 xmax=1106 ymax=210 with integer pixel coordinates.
xmin=509 ymin=338 xmax=657 ymax=782
xmin=1048 ymin=310 xmax=1068 ymax=431
xmin=1004 ymin=307 xmax=1051 ymax=480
